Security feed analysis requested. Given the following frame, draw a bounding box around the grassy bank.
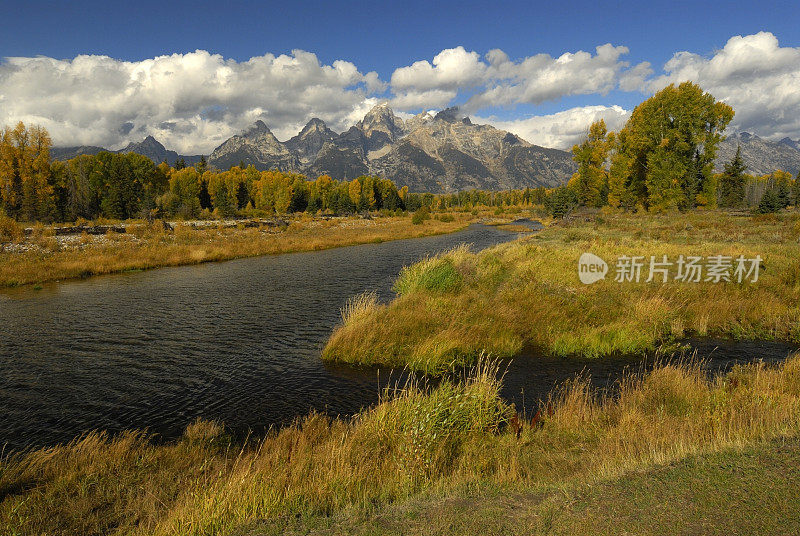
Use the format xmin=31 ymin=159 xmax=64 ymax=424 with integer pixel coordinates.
xmin=324 ymin=210 xmax=800 ymax=373
xmin=277 ymin=438 xmax=800 ymax=535
xmin=2 ymin=355 xmax=800 ymax=535
xmin=0 ymin=214 xmax=471 ymax=288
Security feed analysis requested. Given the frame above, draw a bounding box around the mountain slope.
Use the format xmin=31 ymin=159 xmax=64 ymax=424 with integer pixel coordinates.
xmin=208 ymin=121 xmax=299 ymax=172
xmin=51 ymin=136 xmax=203 ymax=165
xmin=715 ymin=132 xmax=800 ymax=176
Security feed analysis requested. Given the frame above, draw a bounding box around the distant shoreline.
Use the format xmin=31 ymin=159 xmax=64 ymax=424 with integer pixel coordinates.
xmin=0 ymin=213 xmax=478 ymax=288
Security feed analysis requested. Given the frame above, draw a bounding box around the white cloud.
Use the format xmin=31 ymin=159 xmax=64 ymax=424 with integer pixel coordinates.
xmin=0 ymin=50 xmax=381 ymax=153
xmin=646 ymin=32 xmax=800 ymax=140
xmin=390 ymin=46 xmax=486 ymax=91
xmin=3 ymin=33 xmax=800 ymax=155
xmin=477 ymin=105 xmax=630 ymax=150
xmin=390 ymin=43 xmax=643 ymax=114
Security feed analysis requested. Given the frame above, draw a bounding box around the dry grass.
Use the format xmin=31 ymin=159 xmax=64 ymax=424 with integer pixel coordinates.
xmin=2 ymin=355 xmax=800 ymax=535
xmin=0 ymin=215 xmax=471 ymax=287
xmin=324 ymin=210 xmax=800 ymax=373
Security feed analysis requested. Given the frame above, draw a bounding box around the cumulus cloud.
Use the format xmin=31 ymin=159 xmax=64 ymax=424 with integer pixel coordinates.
xmin=477 ymin=105 xmax=630 ymax=150
xmin=645 ymin=32 xmax=800 ymax=140
xmin=2 ymin=33 xmax=799 ymax=154
xmin=0 ymin=50 xmax=381 ymax=153
xmin=390 ymin=46 xmax=486 ymax=91
xmin=390 ymin=43 xmax=644 ymax=114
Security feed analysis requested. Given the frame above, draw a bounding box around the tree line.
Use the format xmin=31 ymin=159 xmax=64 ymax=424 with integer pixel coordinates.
xmin=0 ymin=123 xmax=410 ymax=223
xmin=0 ymin=121 xmax=553 ymax=224
xmin=559 ymin=81 xmax=799 ymax=216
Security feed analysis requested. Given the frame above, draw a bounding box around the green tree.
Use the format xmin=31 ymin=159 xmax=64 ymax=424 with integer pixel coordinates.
xmin=612 ymin=82 xmax=734 ymax=210
xmin=719 ymin=146 xmax=747 ymax=208
xmin=757 ymin=188 xmax=782 ymax=213
xmin=571 ymin=120 xmax=612 ymax=207
xmin=545 ymin=186 xmax=578 ymax=219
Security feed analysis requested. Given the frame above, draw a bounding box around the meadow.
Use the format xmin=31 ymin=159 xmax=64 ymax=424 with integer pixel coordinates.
xmin=324 ymin=209 xmax=800 ymax=373
xmin=2 ymin=355 xmax=800 ymax=535
xmin=0 ymin=212 xmax=471 ymax=288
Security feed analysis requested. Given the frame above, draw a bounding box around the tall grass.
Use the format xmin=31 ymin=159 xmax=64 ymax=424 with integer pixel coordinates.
xmin=3 ymin=355 xmax=800 ymax=535
xmin=324 ymin=211 xmax=800 ymax=372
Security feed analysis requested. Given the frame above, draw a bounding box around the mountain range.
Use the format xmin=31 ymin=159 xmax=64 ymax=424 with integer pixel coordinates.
xmin=51 ymin=136 xmax=205 ymax=167
xmin=715 ymin=132 xmax=800 ymax=176
xmin=204 ymin=103 xmax=577 ymax=192
xmin=52 ymin=104 xmax=800 ymax=192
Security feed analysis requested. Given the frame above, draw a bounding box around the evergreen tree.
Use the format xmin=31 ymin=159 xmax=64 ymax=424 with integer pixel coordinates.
xmin=196 ymin=155 xmax=208 ymax=175
xmin=719 ymin=146 xmax=747 ymax=207
xmin=757 ymin=188 xmax=782 ymax=214
xmin=545 ymin=186 xmax=578 ymax=219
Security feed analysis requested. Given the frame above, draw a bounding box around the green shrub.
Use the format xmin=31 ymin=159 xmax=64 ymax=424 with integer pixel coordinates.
xmin=359 ymin=358 xmax=511 ymax=474
xmin=412 ymin=207 xmax=431 ymax=225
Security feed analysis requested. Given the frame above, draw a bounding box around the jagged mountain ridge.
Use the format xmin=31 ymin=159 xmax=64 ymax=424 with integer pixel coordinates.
xmin=51 ymin=135 xmax=204 ymax=166
xmin=52 ymin=108 xmax=800 ymax=193
xmin=715 ymin=132 xmax=800 ymax=176
xmin=207 ymin=104 xmax=578 ymax=192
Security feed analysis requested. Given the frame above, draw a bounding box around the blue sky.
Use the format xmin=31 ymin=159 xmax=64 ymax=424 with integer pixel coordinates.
xmin=2 ymin=1 xmax=799 ymax=152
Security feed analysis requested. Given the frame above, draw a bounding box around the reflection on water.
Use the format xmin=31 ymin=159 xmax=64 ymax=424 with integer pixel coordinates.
xmin=0 ymin=224 xmax=517 ymax=451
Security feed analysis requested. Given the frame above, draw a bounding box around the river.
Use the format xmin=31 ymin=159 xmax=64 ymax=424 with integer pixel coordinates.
xmin=1 ymin=223 xmax=796 ymax=452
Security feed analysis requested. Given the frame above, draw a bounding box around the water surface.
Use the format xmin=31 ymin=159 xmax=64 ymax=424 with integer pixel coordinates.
xmin=0 ymin=224 xmax=516 ymax=451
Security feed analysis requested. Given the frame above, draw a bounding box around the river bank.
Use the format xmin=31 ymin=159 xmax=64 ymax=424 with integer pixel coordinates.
xmin=0 ymin=213 xmax=474 ymax=287
xmin=2 ymin=355 xmax=799 ymax=535
xmin=323 ymin=210 xmax=800 ymax=373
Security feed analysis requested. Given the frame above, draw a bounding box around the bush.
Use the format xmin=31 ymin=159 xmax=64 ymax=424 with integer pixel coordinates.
xmin=0 ymin=211 xmax=24 ymax=242
xmin=411 ymin=207 xmax=431 ymax=225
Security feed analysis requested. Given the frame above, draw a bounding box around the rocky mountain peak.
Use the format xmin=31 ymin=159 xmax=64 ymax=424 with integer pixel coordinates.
xmin=208 ymin=119 xmax=297 ymax=172
xmin=778 ymin=137 xmax=800 ymax=151
xmin=242 ymin=120 xmax=272 ymax=138
xmin=123 ymin=135 xmax=165 ymax=152
xmin=358 ymin=102 xmax=404 ymax=137
xmin=286 ymin=118 xmax=337 ymax=164
xmin=433 ymin=106 xmax=465 ymax=123
xmin=298 ymin=118 xmax=330 ymax=136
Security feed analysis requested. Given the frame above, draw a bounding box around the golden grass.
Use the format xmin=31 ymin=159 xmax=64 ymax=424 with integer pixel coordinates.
xmin=2 ymin=355 xmax=800 ymax=535
xmin=324 ymin=210 xmax=800 ymax=373
xmin=0 ymin=215 xmax=471 ymax=287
